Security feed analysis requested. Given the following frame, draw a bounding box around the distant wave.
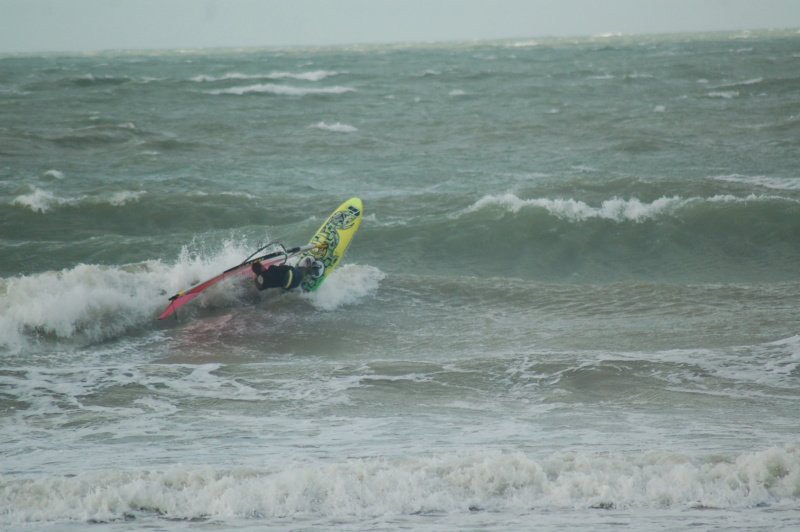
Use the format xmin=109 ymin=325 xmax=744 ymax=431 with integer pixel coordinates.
xmin=71 ymin=74 xmax=132 ymax=86
xmin=708 ymin=77 xmax=763 ymax=90
xmin=11 ymin=187 xmax=146 ymax=214
xmin=207 ymin=83 xmax=355 ymax=96
xmin=41 ymin=169 xmax=65 ymax=180
xmin=713 ymin=174 xmax=800 ymax=191
xmin=708 ymin=91 xmax=739 ymax=99
xmin=11 ymin=188 xmax=69 ymax=213
xmin=191 ymin=70 xmax=342 ymax=83
xmin=463 ymin=192 xmax=797 ymax=223
xmin=311 ymin=121 xmax=358 ymax=133
xmin=464 ymin=193 xmax=685 ymax=222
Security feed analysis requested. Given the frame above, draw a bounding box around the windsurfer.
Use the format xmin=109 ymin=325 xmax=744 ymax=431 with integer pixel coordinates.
xmin=252 ymin=256 xmax=323 ymax=291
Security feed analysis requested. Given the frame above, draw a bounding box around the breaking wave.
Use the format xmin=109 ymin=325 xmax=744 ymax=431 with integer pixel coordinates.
xmin=1 ymin=447 xmax=797 ymax=524
xmin=11 ymin=187 xmax=147 ymax=213
xmin=311 ymin=121 xmax=358 ymax=133
xmin=207 ymin=84 xmax=355 ymax=96
xmin=0 ymin=242 xmax=383 ymax=354
xmin=463 ymin=192 xmax=799 ymax=223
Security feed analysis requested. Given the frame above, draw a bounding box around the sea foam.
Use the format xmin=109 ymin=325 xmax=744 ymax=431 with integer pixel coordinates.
xmin=465 ymin=193 xmax=686 ymax=222
xmin=713 ymin=174 xmax=800 ymax=191
xmin=191 ymin=70 xmax=341 ymax=83
xmin=303 ymin=264 xmax=385 ymax=311
xmin=0 ymin=242 xmax=380 ymax=353
xmin=312 ymin=121 xmax=358 ymax=133
xmin=11 ymin=187 xmax=71 ymax=213
xmin=1 ymin=447 xmax=797 ymax=524
xmin=464 ymin=192 xmax=798 ymax=223
xmin=208 ymin=84 xmax=355 ymax=96
xmin=0 ymin=240 xmax=254 ymax=352
xmin=11 ymin=187 xmax=146 ymax=213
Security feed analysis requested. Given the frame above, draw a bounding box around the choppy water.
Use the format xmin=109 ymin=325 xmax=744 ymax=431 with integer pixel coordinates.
xmin=1 ymin=30 xmax=799 ymax=530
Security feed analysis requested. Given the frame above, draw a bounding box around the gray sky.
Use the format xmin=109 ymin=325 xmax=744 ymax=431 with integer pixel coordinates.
xmin=2 ymin=0 xmax=799 ymax=53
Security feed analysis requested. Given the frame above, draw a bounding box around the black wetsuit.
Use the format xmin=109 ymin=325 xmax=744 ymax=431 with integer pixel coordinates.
xmin=253 ymin=263 xmax=308 ymax=291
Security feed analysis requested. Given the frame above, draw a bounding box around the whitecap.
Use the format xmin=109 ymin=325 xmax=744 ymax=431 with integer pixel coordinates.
xmin=0 ymin=239 xmax=260 ymax=352
xmin=11 ymin=187 xmax=75 ymax=213
xmin=0 ymin=263 xmax=164 ymax=351
xmin=708 ymin=91 xmax=739 ymax=99
xmin=312 ymin=121 xmax=358 ymax=133
xmin=2 ymin=446 xmax=797 ymax=523
xmin=41 ymin=170 xmax=65 ymax=180
xmin=709 ymin=77 xmax=763 ymax=89
xmin=302 ymin=264 xmax=385 ymax=311
xmin=208 ymin=84 xmax=355 ymax=96
xmin=220 ymin=191 xmax=258 ymax=199
xmin=713 ymin=174 xmax=800 ymax=191
xmin=191 ymin=71 xmax=340 ymax=83
xmin=268 ymin=70 xmax=341 ymax=82
xmin=464 ymin=193 xmax=688 ymax=223
xmin=191 ymin=73 xmax=264 ymax=82
xmin=11 ymin=188 xmax=146 ymax=212
xmin=106 ymin=190 xmax=146 ymax=206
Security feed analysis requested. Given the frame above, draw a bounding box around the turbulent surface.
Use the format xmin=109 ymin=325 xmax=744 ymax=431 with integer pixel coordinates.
xmin=1 ymin=30 xmax=799 ymax=530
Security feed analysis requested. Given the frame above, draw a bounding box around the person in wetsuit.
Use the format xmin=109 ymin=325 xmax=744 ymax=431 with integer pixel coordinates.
xmin=252 ymin=257 xmax=323 ymax=291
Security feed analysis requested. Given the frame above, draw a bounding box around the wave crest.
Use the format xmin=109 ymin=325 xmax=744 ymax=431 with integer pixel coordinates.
xmin=11 ymin=187 xmax=146 ymax=213
xmin=207 ymin=84 xmax=355 ymax=96
xmin=303 ymin=264 xmax=385 ymax=311
xmin=464 ymin=192 xmax=797 ymax=223
xmin=1 ymin=447 xmax=797 ymax=524
xmin=465 ymin=193 xmax=686 ymax=222
xmin=191 ymin=70 xmax=341 ymax=83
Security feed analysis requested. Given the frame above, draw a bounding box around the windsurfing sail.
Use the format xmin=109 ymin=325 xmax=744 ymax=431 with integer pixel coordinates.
xmin=158 ymin=243 xmax=320 ymax=320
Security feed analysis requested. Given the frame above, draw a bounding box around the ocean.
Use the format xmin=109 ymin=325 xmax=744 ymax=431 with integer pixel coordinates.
xmin=1 ymin=29 xmax=799 ymax=530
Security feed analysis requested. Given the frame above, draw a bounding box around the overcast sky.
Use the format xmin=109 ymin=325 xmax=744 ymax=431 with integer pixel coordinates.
xmin=1 ymin=0 xmax=799 ymax=53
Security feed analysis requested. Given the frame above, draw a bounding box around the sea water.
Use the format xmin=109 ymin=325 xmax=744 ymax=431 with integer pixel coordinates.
xmin=1 ymin=30 xmax=799 ymax=530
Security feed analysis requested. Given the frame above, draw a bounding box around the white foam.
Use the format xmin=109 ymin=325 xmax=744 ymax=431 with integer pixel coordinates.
xmin=312 ymin=121 xmax=358 ymax=133
xmin=464 ymin=192 xmax=798 ymax=223
xmin=220 ymin=191 xmax=258 ymax=199
xmin=709 ymin=77 xmax=763 ymax=89
xmin=449 ymin=89 xmax=467 ymax=96
xmin=10 ymin=187 xmax=146 ymax=212
xmin=107 ymin=190 xmax=146 ymax=206
xmin=191 ymin=73 xmax=260 ymax=82
xmin=465 ymin=193 xmax=687 ymax=223
xmin=41 ymin=169 xmax=65 ymax=180
xmin=268 ymin=70 xmax=342 ymax=82
xmin=1 ymin=447 xmax=797 ymax=524
xmin=708 ymin=90 xmax=739 ymax=99
xmin=11 ymin=187 xmax=72 ymax=213
xmin=713 ymin=174 xmax=800 ymax=191
xmin=303 ymin=264 xmax=385 ymax=311
xmin=191 ymin=71 xmax=340 ymax=83
xmin=0 ymin=239 xmax=257 ymax=353
xmin=208 ymin=84 xmax=355 ymax=96
xmin=0 ymin=263 xmax=163 ymax=351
